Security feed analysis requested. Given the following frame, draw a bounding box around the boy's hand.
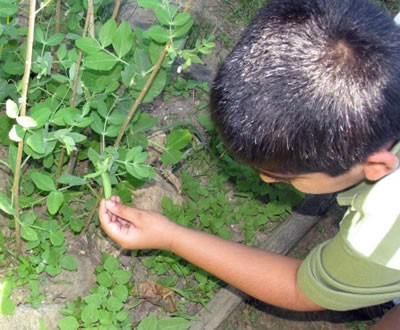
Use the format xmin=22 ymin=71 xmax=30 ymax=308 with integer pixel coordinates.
xmin=98 ymin=196 xmax=178 ymax=251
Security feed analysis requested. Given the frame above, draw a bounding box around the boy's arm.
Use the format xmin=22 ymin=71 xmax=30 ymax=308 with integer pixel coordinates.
xmin=99 ymin=198 xmax=323 ymax=311
xmin=371 ymin=304 xmax=400 ymax=329
xmin=170 ymin=224 xmax=323 ymax=311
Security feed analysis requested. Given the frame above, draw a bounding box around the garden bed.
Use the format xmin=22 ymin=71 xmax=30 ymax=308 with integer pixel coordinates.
xmin=0 ymin=1 xmax=393 ymax=329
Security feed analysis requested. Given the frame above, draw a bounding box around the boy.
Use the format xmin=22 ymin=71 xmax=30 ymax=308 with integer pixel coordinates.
xmin=99 ymin=0 xmax=400 ymax=327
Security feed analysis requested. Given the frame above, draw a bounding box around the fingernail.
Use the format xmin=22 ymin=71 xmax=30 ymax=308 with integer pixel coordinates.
xmin=105 ymin=200 xmax=116 ymax=208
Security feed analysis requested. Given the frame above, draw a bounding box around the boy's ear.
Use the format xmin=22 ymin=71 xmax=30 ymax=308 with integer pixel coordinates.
xmin=364 ymin=149 xmax=399 ymax=181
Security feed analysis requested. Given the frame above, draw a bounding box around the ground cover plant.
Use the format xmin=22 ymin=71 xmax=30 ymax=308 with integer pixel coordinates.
xmin=0 ymin=0 xmax=303 ymax=328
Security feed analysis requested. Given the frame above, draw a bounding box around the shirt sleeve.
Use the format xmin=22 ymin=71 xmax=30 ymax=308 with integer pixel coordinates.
xmin=297 ymin=233 xmax=400 ymax=311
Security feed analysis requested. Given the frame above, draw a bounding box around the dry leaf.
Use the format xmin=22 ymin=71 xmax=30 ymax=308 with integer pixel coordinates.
xmin=134 ymin=280 xmax=177 ymax=313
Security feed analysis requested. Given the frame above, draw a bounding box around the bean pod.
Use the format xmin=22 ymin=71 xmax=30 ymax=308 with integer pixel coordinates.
xmin=101 ymin=172 xmax=112 ymax=199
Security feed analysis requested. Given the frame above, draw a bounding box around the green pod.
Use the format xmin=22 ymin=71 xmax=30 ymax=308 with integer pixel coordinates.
xmin=101 ymin=172 xmax=112 ymax=199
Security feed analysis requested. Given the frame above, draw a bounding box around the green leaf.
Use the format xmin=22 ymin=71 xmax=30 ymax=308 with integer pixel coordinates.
xmin=115 ymin=309 xmax=129 ymax=322
xmin=98 ymin=310 xmax=113 ymax=325
xmin=57 ymin=316 xmax=79 ymax=330
xmin=31 ymin=172 xmax=56 ymax=191
xmin=1 ymin=297 xmax=15 ymax=315
xmin=138 ymin=316 xmax=158 ymax=330
xmin=106 ymin=296 xmax=124 ymax=312
xmin=0 ymin=192 xmax=14 ymax=215
xmin=161 ymin=149 xmax=183 ymax=165
xmin=4 ymin=60 xmax=24 ymax=75
xmin=105 ymin=124 xmax=120 ymax=137
xmin=61 ymin=255 xmax=78 ymax=271
xmin=154 ymin=7 xmax=171 ymax=25
xmin=135 ymin=48 xmax=152 ymax=75
xmin=197 ymin=113 xmax=214 ymax=131
xmin=142 ymin=69 xmax=167 ymax=103
xmin=6 ymin=99 xmax=18 ymax=119
xmin=87 ymin=147 xmax=101 ymax=166
xmin=42 ymin=247 xmax=60 ymax=265
xmin=172 ymin=12 xmax=191 ymax=26
xmin=51 ymin=107 xmax=80 ymax=126
xmin=26 ymin=131 xmax=46 ymax=154
xmin=76 ymin=37 xmax=102 ymax=54
xmin=47 ymin=191 xmax=64 ymax=215
xmin=34 ymin=26 xmax=46 ymax=43
xmin=112 ymin=21 xmax=134 ymax=58
xmin=0 ymin=115 xmax=14 ymax=145
xmin=0 ymin=1 xmax=18 ymax=17
xmin=99 ymin=19 xmax=117 ymax=47
xmin=104 ymin=255 xmax=119 ymax=273
xmin=173 ymin=18 xmax=193 ymax=38
xmin=45 ymin=264 xmax=62 ymax=277
xmin=81 ymin=304 xmax=99 ymax=324
xmin=112 ymin=285 xmax=128 ymax=301
xmin=21 ymin=226 xmax=39 ymax=241
xmin=107 ymin=112 xmax=126 ymax=125
xmin=50 ymin=230 xmax=65 ymax=246
xmin=46 ymin=33 xmax=65 ymax=46
xmin=57 ymin=44 xmax=67 ymax=60
xmin=16 ymin=116 xmax=37 ymax=129
xmin=113 ymin=270 xmax=131 ymax=285
xmin=84 ymin=294 xmax=103 ymax=308
xmin=30 ymin=106 xmax=52 ymax=127
xmin=149 ymin=41 xmax=165 ymax=65
xmin=131 ymin=113 xmax=159 ymax=133
xmin=148 ymin=25 xmax=170 ymax=43
xmin=157 ymin=317 xmax=190 ymax=330
xmin=59 ymin=135 xmax=76 ymax=155
xmin=125 ymin=146 xmax=142 ymax=162
xmin=69 ymin=132 xmax=87 ymax=143
xmin=84 ymin=51 xmax=118 ymax=71
xmin=97 ymin=271 xmax=113 ymax=288
xmin=121 ymin=63 xmax=136 ymax=87
xmin=8 ymin=125 xmax=25 ymax=142
xmin=166 ymin=129 xmax=192 ymax=150
xmin=126 ymin=163 xmax=155 ymax=180
xmin=51 ymin=73 xmax=69 ymax=83
xmin=137 ymin=0 xmax=160 ymax=10
xmin=58 ymin=173 xmax=88 ymax=186
xmin=69 ymin=218 xmax=85 ymax=233
xmin=39 ymin=318 xmax=47 ymax=330
xmin=8 ymin=144 xmax=17 ymax=172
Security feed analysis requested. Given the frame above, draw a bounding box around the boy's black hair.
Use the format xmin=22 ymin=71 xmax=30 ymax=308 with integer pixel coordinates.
xmin=211 ymin=0 xmax=400 ymax=176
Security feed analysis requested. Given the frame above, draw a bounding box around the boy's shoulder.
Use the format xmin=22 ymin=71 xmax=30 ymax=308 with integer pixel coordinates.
xmin=336 ymin=142 xmax=400 ymax=270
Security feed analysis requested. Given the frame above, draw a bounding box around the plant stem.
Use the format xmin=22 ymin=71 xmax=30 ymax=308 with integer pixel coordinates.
xmin=88 ymin=0 xmax=95 ymax=38
xmin=112 ymin=0 xmax=121 ymax=20
xmin=55 ymin=0 xmax=61 ymax=33
xmin=56 ymin=0 xmax=94 ymax=187
xmin=70 ymin=1 xmax=93 ymax=108
xmin=82 ymin=0 xmax=194 ymax=233
xmin=12 ymin=0 xmax=37 ymax=254
xmin=114 ymin=0 xmax=194 ymax=147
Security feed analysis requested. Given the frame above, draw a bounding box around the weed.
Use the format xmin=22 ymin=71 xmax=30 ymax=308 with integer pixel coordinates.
xmin=0 ymin=0 xmax=213 ymax=322
xmin=222 ymin=0 xmax=268 ymax=25
xmin=58 ymin=254 xmax=133 ymax=329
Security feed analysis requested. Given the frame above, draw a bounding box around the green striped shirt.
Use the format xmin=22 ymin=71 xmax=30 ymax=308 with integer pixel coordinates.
xmin=297 ymin=142 xmax=400 ymax=310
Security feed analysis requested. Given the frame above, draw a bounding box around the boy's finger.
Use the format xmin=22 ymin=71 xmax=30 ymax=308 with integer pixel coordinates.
xmin=98 ymin=199 xmax=110 ymax=222
xmin=104 ymin=199 xmax=141 ymax=224
xmin=101 ymin=218 xmax=128 ymax=241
